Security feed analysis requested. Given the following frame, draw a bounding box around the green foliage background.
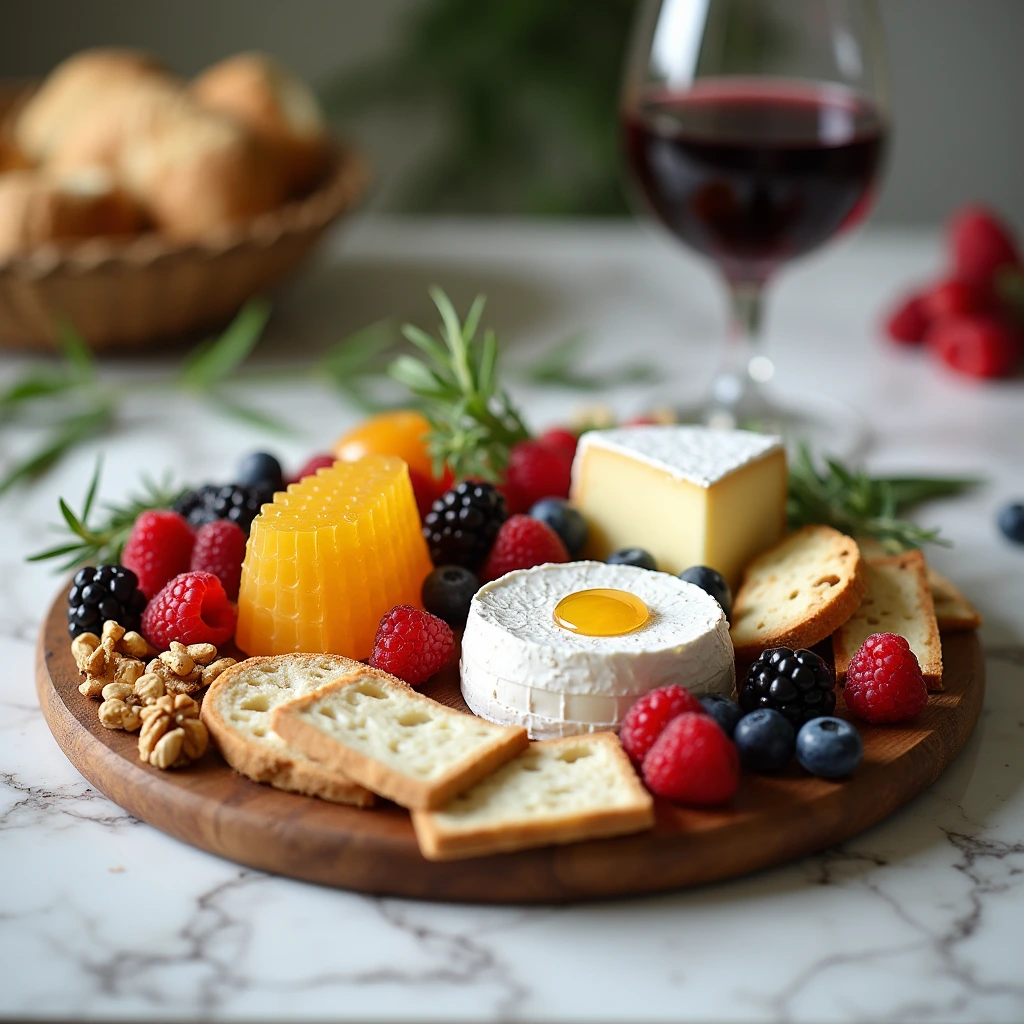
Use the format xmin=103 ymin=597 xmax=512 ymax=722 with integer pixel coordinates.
xmin=321 ymin=0 xmax=638 ymax=216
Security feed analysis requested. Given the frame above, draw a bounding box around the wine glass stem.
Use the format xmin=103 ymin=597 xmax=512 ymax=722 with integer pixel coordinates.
xmin=707 ymin=280 xmax=771 ymax=429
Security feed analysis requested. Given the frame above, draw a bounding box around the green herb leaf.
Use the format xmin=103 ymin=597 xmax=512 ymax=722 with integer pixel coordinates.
xmin=787 ymin=444 xmax=979 ymax=552
xmin=55 ymin=320 xmax=96 ymax=382
xmin=27 ymin=458 xmax=186 ymax=570
xmin=0 ymin=404 xmax=113 ymax=498
xmin=179 ymin=299 xmax=271 ymax=391
xmin=516 ymin=333 xmax=658 ymax=391
xmin=215 ymin=395 xmax=297 ymax=437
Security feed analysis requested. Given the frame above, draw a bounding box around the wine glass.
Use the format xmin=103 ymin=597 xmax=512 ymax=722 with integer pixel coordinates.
xmin=621 ymin=0 xmax=889 ymax=449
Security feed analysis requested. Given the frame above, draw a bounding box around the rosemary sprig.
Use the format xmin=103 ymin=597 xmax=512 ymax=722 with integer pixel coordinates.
xmin=27 ymin=458 xmax=185 ymax=571
xmin=389 ymin=287 xmax=530 ymax=481
xmin=787 ymin=444 xmax=979 ymax=552
xmin=515 ymin=333 xmax=658 ymax=391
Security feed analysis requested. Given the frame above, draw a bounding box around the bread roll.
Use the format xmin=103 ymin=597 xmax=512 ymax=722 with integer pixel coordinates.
xmin=192 ymin=52 xmax=329 ymax=193
xmin=52 ymin=89 xmax=288 ymax=240
xmin=0 ymin=134 xmax=31 ymax=174
xmin=16 ymin=48 xmax=177 ymax=162
xmin=0 ymin=169 xmax=145 ymax=259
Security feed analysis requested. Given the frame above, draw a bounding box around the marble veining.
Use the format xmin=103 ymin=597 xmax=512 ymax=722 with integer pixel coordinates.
xmin=1 ymin=222 xmax=1023 ymax=1022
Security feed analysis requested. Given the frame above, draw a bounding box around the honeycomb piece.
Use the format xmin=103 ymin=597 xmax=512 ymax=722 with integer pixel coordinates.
xmin=236 ymin=456 xmax=433 ymax=659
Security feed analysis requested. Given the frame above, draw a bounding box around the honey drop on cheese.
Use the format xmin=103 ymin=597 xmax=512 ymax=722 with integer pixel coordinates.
xmin=553 ymin=588 xmax=649 ymax=637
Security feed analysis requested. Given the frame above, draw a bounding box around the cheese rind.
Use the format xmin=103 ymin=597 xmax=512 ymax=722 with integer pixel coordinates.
xmin=570 ymin=426 xmax=787 ymax=589
xmin=460 ymin=561 xmax=734 ymax=738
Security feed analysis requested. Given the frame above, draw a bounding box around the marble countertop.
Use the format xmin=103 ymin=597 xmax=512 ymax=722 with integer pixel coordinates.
xmin=1 ymin=218 xmax=1022 ymax=1023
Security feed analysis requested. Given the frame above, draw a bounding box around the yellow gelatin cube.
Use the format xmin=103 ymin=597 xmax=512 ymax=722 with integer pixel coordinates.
xmin=236 ymin=455 xmax=433 ymax=660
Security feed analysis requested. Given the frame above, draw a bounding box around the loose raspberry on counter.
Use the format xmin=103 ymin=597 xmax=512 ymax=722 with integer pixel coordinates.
xmin=504 ymin=439 xmax=573 ymax=510
xmin=122 ymin=510 xmax=195 ymax=599
xmin=620 ymin=684 xmax=705 ymax=766
xmin=844 ymin=632 xmax=928 ymax=724
xmin=949 ymin=205 xmax=1021 ymax=290
xmin=369 ymin=605 xmax=455 ymax=686
xmin=642 ymin=712 xmax=739 ymax=806
xmin=481 ymin=514 xmax=568 ymax=582
xmin=921 ymin=278 xmax=988 ymax=322
xmin=141 ymin=571 xmax=237 ymax=650
xmin=928 ymin=314 xmax=1021 ymax=379
xmin=884 ymin=293 xmax=929 ymax=345
xmin=190 ymin=519 xmax=247 ymax=600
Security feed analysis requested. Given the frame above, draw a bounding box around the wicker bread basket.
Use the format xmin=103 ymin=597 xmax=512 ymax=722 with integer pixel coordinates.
xmin=0 ymin=85 xmax=368 ymax=352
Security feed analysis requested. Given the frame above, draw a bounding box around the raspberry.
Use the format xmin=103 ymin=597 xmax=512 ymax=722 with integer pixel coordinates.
xmin=290 ymin=454 xmax=335 ymax=484
xmin=368 ymin=605 xmax=455 ymax=686
xmin=844 ymin=632 xmax=928 ymax=724
xmin=949 ymin=205 xmax=1021 ymax=290
xmin=884 ymin=292 xmax=929 ymax=345
xmin=620 ymin=684 xmax=705 ymax=766
xmin=921 ymin=278 xmax=988 ymax=322
xmin=641 ymin=712 xmax=739 ymax=806
xmin=928 ymin=314 xmax=1021 ymax=379
xmin=537 ymin=427 xmax=578 ymax=461
xmin=504 ymin=440 xmax=573 ymax=510
xmin=122 ymin=510 xmax=195 ymax=599
xmin=141 ymin=571 xmax=237 ymax=649
xmin=189 ymin=519 xmax=247 ymax=600
xmin=481 ymin=514 xmax=568 ymax=582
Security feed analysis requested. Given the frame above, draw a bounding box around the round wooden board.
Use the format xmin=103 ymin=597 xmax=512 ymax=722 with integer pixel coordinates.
xmin=37 ymin=588 xmax=984 ymax=903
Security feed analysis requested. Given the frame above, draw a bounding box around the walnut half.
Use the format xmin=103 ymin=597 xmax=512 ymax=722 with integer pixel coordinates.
xmin=138 ymin=694 xmax=209 ymax=770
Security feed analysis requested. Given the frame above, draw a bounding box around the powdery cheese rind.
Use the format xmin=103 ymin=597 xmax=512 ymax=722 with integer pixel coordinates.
xmin=460 ymin=561 xmax=735 ymax=738
xmin=572 ymin=425 xmax=783 ymax=489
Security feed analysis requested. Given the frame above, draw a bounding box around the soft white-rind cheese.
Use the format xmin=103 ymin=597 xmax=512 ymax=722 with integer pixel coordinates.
xmin=460 ymin=561 xmax=734 ymax=739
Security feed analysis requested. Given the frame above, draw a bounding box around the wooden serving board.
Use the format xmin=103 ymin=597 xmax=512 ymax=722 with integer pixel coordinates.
xmin=36 ymin=588 xmax=984 ymax=903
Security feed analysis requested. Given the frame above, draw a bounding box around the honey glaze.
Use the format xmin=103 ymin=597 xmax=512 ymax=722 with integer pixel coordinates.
xmin=553 ymin=588 xmax=649 ymax=637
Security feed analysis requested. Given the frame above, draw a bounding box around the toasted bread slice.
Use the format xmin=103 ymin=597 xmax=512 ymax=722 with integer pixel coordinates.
xmin=412 ymin=733 xmax=654 ymax=861
xmin=730 ymin=525 xmax=867 ymax=660
xmin=200 ymin=654 xmax=376 ymax=807
xmin=271 ymin=671 xmax=529 ymax=810
xmin=833 ymin=550 xmax=943 ymax=690
xmin=927 ymin=566 xmax=983 ymax=632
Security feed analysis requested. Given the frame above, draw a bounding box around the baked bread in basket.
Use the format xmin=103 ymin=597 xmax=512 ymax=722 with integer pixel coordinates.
xmin=0 ymin=49 xmax=367 ymax=351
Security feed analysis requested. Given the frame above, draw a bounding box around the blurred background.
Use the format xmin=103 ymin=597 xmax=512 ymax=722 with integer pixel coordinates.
xmin=3 ymin=0 xmax=1021 ymax=225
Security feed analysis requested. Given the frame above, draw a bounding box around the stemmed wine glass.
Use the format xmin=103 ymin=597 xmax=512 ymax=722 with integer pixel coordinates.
xmin=621 ymin=0 xmax=889 ymax=448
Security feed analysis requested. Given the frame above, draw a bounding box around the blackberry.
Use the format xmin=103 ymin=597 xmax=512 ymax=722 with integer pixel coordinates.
xmin=173 ymin=482 xmax=274 ymax=534
xmin=739 ymin=647 xmax=836 ymax=727
xmin=67 ymin=564 xmax=147 ymax=638
xmin=423 ymin=481 xmax=508 ymax=570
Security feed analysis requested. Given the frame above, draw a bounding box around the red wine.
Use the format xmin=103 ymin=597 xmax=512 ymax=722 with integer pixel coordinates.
xmin=623 ymin=82 xmax=886 ymax=279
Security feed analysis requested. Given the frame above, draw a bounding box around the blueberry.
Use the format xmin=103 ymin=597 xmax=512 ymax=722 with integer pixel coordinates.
xmin=698 ymin=694 xmax=742 ymax=737
xmin=997 ymin=502 xmax=1024 ymax=544
xmin=237 ymin=452 xmax=284 ymax=492
xmin=796 ymin=717 xmax=863 ymax=779
xmin=422 ymin=565 xmax=481 ymax=628
xmin=679 ymin=565 xmax=732 ymax=619
xmin=607 ymin=547 xmax=657 ymax=571
xmin=733 ymin=709 xmax=795 ymax=773
xmin=529 ymin=499 xmax=588 ymax=557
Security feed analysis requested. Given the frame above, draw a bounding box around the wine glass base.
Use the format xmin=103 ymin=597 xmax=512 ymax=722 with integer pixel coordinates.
xmin=674 ymin=392 xmax=869 ymax=461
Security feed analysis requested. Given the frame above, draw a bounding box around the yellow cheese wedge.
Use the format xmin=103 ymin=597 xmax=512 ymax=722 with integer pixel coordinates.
xmin=570 ymin=426 xmax=787 ymax=590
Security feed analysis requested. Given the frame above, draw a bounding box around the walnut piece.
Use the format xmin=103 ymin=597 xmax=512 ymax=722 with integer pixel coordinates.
xmin=73 ymin=620 xmax=150 ymax=698
xmin=138 ymin=694 xmax=208 ymax=769
xmin=144 ymin=641 xmax=235 ymax=696
xmin=133 ymin=672 xmax=166 ymax=705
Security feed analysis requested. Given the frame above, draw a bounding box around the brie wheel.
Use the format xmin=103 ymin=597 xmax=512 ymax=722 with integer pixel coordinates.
xmin=460 ymin=561 xmax=735 ymax=739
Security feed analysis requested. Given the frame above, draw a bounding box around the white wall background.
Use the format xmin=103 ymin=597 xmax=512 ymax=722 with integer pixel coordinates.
xmin=2 ymin=0 xmax=1021 ymax=227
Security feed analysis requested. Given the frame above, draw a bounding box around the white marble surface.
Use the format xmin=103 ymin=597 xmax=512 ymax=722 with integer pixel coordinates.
xmin=1 ymin=218 xmax=1023 ymax=1023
